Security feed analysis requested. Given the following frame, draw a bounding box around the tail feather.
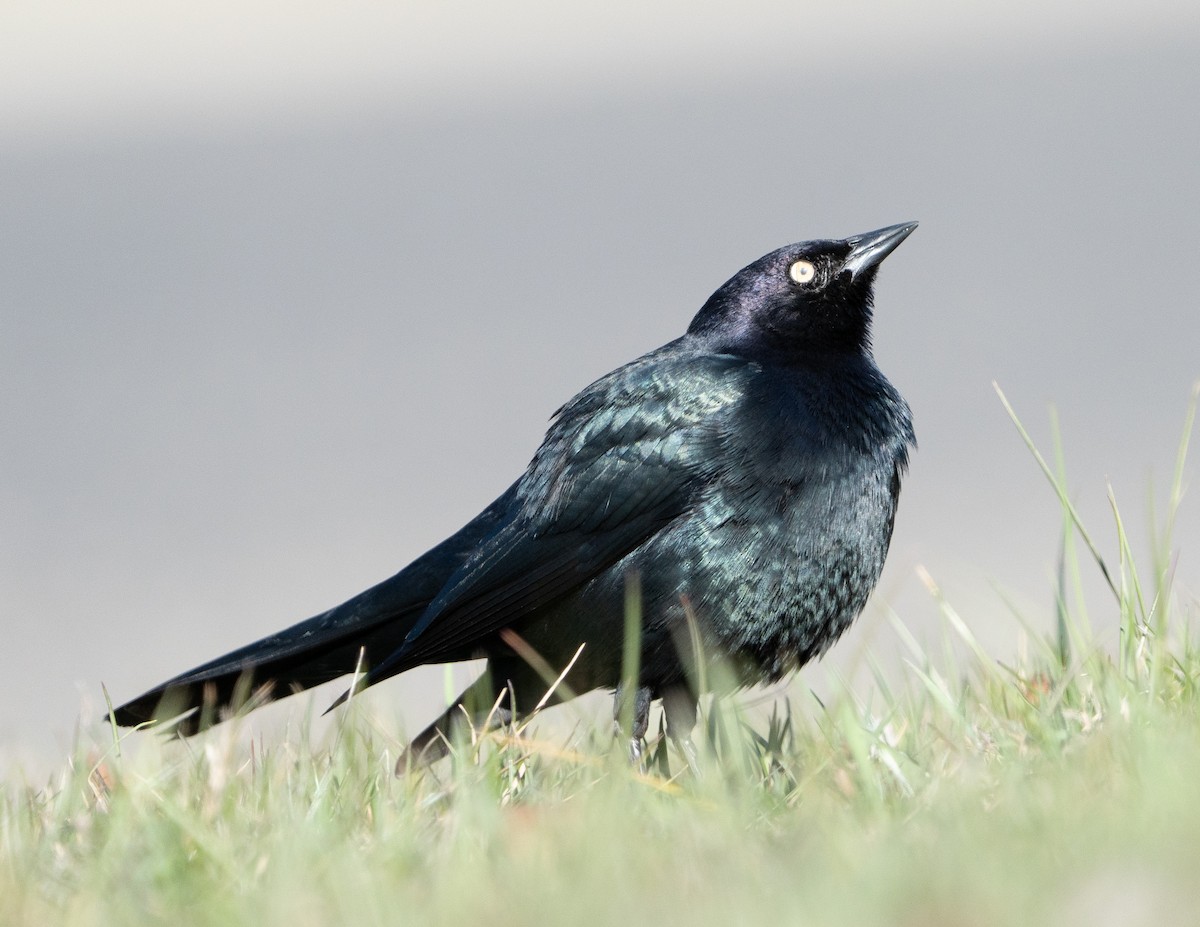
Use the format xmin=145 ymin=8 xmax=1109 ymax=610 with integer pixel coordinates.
xmin=111 ymin=591 xmax=426 ymax=734
xmin=110 ymin=481 xmax=520 ymax=735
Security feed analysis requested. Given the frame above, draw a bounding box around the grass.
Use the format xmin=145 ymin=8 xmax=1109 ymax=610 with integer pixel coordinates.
xmin=3 ymin=386 xmax=1198 ymax=927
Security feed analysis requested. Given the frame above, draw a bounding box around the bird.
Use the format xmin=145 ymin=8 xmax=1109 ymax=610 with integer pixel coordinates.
xmin=111 ymin=223 xmax=917 ymax=769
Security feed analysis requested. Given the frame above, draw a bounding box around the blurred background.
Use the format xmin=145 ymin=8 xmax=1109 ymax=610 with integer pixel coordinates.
xmin=3 ymin=0 xmax=1198 ymax=774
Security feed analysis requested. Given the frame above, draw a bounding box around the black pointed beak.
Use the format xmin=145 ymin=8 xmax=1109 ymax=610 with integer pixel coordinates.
xmin=842 ymin=222 xmax=918 ymax=280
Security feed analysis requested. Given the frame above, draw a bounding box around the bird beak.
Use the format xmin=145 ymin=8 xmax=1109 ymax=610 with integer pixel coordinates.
xmin=841 ymin=222 xmax=918 ymax=281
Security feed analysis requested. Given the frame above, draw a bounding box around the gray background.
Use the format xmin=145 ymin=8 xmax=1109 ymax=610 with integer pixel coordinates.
xmin=4 ymin=1 xmax=1199 ymax=773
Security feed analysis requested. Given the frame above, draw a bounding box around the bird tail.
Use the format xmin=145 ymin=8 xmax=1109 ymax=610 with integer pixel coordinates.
xmin=109 ymin=483 xmax=521 ymax=736
xmin=110 ymin=575 xmax=427 ymax=735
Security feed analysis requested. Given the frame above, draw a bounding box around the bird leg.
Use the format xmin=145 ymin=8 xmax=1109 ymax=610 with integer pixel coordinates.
xmin=613 ymin=683 xmax=652 ymax=766
xmin=662 ymin=684 xmax=701 ymax=777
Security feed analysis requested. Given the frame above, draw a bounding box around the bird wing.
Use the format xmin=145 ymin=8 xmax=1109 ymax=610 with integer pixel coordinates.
xmin=366 ymin=348 xmax=752 ymax=677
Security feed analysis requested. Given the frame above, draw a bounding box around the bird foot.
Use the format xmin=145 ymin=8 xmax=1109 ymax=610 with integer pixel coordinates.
xmin=628 ymin=735 xmax=647 ymax=772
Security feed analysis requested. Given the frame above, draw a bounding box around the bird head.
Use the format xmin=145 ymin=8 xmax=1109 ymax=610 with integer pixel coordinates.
xmin=687 ymin=222 xmax=917 ymax=359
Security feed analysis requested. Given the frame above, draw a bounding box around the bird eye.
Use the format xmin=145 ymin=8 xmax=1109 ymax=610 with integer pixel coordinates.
xmin=788 ymin=260 xmax=816 ymax=284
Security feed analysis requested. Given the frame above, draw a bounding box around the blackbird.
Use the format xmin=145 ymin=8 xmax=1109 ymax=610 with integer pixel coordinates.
xmin=112 ymin=223 xmax=917 ymax=767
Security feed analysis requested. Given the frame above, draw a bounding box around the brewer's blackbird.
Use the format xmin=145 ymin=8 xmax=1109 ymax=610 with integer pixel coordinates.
xmin=112 ymin=223 xmax=917 ymax=765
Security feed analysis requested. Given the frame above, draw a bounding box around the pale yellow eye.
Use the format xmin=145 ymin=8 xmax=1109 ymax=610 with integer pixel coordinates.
xmin=788 ymin=260 xmax=816 ymax=284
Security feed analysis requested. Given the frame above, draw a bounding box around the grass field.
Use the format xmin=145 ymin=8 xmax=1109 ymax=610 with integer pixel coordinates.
xmin=4 ymin=390 xmax=1197 ymax=927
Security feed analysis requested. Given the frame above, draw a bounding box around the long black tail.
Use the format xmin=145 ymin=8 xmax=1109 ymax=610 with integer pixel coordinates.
xmin=110 ymin=483 xmax=522 ymax=735
xmin=110 ymin=577 xmax=428 ymax=734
